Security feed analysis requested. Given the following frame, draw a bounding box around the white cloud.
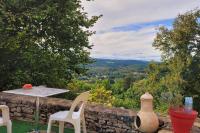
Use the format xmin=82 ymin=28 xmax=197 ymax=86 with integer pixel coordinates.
xmin=82 ymin=0 xmax=200 ymax=31
xmin=90 ymin=26 xmax=161 ymax=61
xmin=82 ymin=0 xmax=200 ymax=61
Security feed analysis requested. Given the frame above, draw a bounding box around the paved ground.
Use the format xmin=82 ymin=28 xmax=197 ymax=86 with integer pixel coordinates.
xmin=158 ymin=117 xmax=200 ymax=133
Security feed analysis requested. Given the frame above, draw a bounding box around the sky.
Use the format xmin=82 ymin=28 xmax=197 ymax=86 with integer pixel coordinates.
xmin=82 ymin=0 xmax=200 ymax=61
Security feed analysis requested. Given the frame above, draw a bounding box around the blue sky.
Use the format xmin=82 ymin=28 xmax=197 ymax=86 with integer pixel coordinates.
xmin=111 ymin=19 xmax=174 ymax=32
xmin=82 ymin=0 xmax=200 ymax=61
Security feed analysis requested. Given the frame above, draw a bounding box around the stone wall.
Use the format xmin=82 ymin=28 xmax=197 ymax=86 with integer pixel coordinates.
xmin=0 ymin=92 xmax=138 ymax=133
xmin=0 ymin=93 xmax=199 ymax=133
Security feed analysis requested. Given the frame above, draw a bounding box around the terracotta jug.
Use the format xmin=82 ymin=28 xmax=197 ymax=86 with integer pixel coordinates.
xmin=134 ymin=92 xmax=159 ymax=133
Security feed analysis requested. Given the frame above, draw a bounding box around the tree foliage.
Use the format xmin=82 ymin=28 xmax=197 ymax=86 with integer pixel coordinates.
xmin=0 ymin=0 xmax=101 ymax=89
xmin=89 ymin=86 xmax=115 ymax=107
xmin=128 ymin=9 xmax=200 ymax=112
xmin=153 ymin=9 xmax=200 ymax=95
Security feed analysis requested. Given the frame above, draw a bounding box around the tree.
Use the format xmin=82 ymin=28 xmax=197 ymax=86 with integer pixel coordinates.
xmin=127 ymin=9 xmax=200 ymax=113
xmin=126 ymin=63 xmax=170 ymax=112
xmin=153 ymin=9 xmax=200 ymax=111
xmin=0 ymin=0 xmax=101 ymax=89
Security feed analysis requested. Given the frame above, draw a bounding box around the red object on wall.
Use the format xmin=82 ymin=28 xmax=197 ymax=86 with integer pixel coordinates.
xmin=22 ymin=84 xmax=32 ymax=89
xmin=169 ymin=108 xmax=198 ymax=133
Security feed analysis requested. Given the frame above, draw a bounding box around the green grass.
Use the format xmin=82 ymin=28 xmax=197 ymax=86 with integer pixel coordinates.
xmin=0 ymin=120 xmax=74 ymax=133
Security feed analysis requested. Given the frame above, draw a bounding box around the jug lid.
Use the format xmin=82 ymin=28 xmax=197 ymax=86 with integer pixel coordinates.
xmin=141 ymin=92 xmax=153 ymax=100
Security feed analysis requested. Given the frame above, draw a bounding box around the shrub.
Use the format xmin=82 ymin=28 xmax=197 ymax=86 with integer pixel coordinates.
xmin=89 ymin=86 xmax=115 ymax=107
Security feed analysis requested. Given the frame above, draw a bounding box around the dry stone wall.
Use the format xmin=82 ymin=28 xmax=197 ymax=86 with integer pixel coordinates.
xmin=0 ymin=93 xmax=199 ymax=133
xmin=0 ymin=92 xmax=139 ymax=133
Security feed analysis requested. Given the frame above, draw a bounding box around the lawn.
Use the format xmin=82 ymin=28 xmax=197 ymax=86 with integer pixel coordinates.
xmin=0 ymin=120 xmax=74 ymax=133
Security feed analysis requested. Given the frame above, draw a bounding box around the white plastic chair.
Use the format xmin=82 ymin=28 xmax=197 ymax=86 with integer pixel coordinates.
xmin=0 ymin=105 xmax=12 ymax=133
xmin=47 ymin=91 xmax=90 ymax=133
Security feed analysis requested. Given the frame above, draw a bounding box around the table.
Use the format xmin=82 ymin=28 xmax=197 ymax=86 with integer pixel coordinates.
xmin=3 ymin=86 xmax=69 ymax=133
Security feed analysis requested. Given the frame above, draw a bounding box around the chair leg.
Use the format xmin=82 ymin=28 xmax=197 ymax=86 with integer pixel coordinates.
xmin=7 ymin=120 xmax=12 ymax=133
xmin=47 ymin=119 xmax=53 ymax=133
xmin=74 ymin=121 xmax=81 ymax=133
xmin=82 ymin=117 xmax=87 ymax=133
xmin=59 ymin=121 xmax=64 ymax=133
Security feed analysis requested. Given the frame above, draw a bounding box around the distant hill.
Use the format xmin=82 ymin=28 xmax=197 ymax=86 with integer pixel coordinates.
xmin=81 ymin=59 xmax=150 ymax=80
xmin=89 ymin=58 xmax=149 ymax=68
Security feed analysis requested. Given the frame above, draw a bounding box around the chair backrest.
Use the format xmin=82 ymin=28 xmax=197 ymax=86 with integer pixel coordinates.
xmin=66 ymin=91 xmax=90 ymax=120
xmin=0 ymin=105 xmax=10 ymax=124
